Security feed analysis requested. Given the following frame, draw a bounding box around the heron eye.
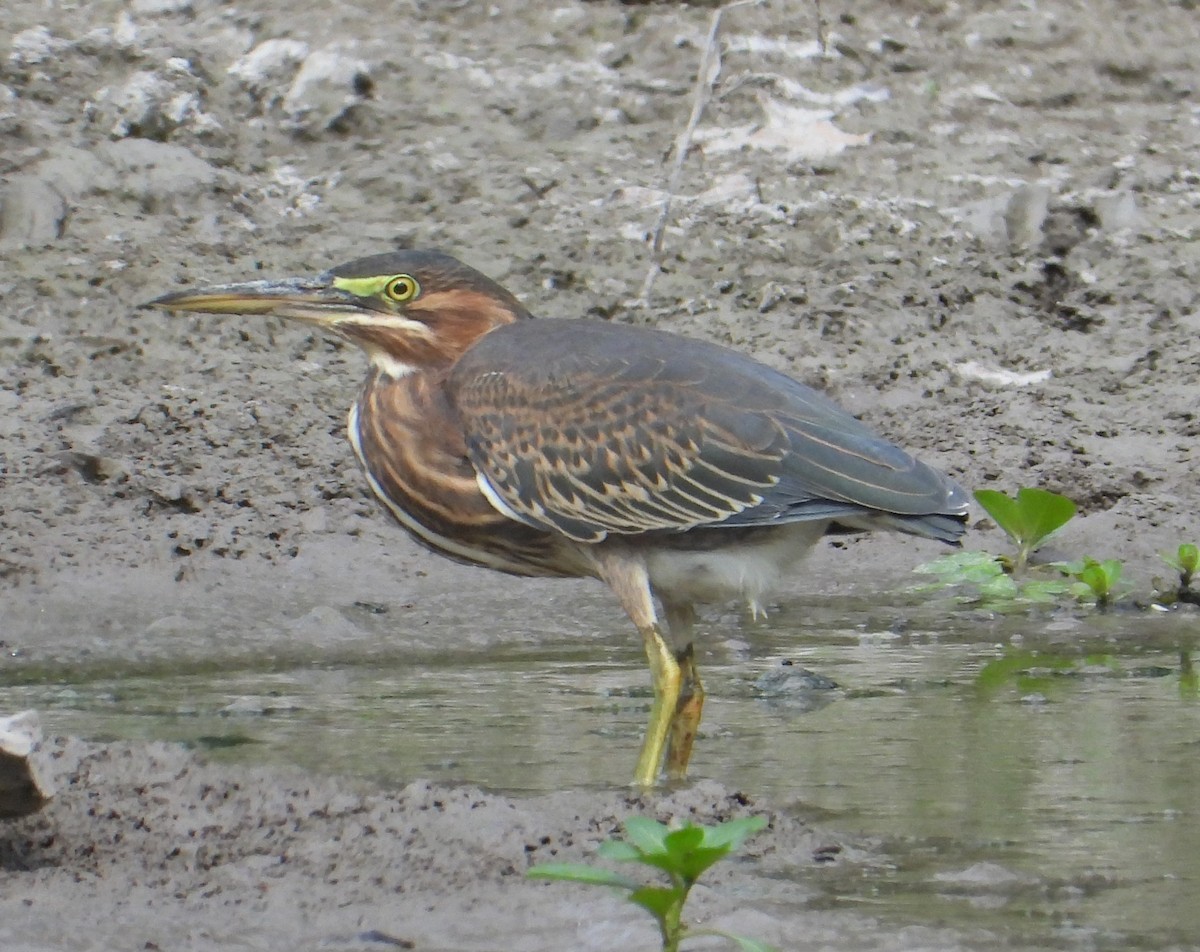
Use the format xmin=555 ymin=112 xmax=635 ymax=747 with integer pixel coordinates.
xmin=383 ymin=274 xmax=419 ymax=303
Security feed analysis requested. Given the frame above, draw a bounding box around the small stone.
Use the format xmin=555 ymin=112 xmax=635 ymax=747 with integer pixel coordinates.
xmin=0 ymin=711 xmax=55 ymax=819
xmin=228 ymin=39 xmax=311 ymax=106
xmin=281 ymin=48 xmax=373 ymax=134
xmin=94 ymin=70 xmax=184 ymax=139
xmin=1004 ymin=183 xmax=1051 ymax=249
xmin=1093 ymin=190 xmax=1139 ymax=232
xmin=132 ymin=0 xmax=194 ymax=13
xmin=8 ymin=26 xmax=69 ymax=69
xmin=0 ymin=174 xmax=68 ymax=248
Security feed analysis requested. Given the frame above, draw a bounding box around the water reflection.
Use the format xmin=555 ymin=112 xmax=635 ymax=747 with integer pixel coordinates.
xmin=5 ymin=601 xmax=1197 ymax=949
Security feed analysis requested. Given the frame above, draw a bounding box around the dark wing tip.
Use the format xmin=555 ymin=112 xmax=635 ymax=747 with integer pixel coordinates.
xmin=139 ymin=292 xmax=175 ymax=310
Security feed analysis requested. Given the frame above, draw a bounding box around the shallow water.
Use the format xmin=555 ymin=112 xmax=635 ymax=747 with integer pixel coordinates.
xmin=7 ymin=596 xmax=1198 ymax=950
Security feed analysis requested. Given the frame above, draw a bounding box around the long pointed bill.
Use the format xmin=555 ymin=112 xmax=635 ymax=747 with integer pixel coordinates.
xmin=142 ymin=276 xmax=366 ymax=327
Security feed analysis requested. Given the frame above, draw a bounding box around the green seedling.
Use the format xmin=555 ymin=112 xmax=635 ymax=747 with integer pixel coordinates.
xmin=1151 ymin=544 xmax=1199 ymax=606
xmin=1162 ymin=543 xmax=1198 ymax=593
xmin=912 ymin=550 xmax=1069 ymax=606
xmin=1064 ymin=557 xmax=1124 ymax=609
xmin=974 ymin=487 xmax=1077 ymax=574
xmin=528 ymin=815 xmax=776 ymax=952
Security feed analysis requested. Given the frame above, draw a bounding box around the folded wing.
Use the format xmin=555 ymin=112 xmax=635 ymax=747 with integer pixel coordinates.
xmin=448 ymin=320 xmax=967 ymax=544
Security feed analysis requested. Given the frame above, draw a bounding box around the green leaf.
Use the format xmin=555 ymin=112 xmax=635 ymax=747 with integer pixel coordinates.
xmin=1097 ymin=559 xmax=1122 ymax=587
xmin=1162 ymin=544 xmax=1198 ymax=579
xmin=534 ymin=816 xmax=778 ymax=952
xmin=919 ymin=550 xmax=1074 ymax=605
xmin=663 ymin=825 xmax=706 ymax=857
xmin=974 ymin=487 xmax=1076 ymax=556
xmin=623 ymin=817 xmax=671 ymax=855
xmin=597 ymin=838 xmax=643 ymax=862
xmin=673 ymin=846 xmax=732 ymax=883
xmin=689 ymin=929 xmax=780 ymax=952
xmin=1069 ymin=557 xmax=1123 ymax=603
xmin=727 ymin=935 xmax=781 ymax=952
xmin=912 ymin=550 xmax=1005 ymax=583
xmin=627 ymin=849 xmax=693 ymax=878
xmin=628 ymin=885 xmax=682 ymax=920
xmin=978 ymin=572 xmax=1020 ymax=601
xmin=526 ymin=863 xmax=638 ymax=890
xmin=973 ymin=489 xmax=1020 ymax=537
xmin=660 ymin=818 xmax=769 ymax=882
xmin=699 ymin=816 xmax=768 ymax=852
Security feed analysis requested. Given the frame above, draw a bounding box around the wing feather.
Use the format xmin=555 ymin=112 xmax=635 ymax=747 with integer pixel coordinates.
xmin=448 ymin=320 xmax=966 ymax=543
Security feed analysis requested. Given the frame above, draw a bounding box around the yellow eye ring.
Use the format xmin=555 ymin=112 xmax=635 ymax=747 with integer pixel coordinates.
xmin=383 ymin=274 xmax=420 ymax=303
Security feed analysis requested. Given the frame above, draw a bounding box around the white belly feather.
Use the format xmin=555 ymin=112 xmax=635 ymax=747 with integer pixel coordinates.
xmin=643 ymin=521 xmax=829 ymax=617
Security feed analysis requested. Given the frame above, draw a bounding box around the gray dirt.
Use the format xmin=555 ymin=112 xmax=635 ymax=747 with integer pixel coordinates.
xmin=2 ymin=0 xmax=1198 ymax=949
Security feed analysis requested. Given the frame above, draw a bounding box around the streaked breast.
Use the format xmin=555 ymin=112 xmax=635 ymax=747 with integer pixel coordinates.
xmin=348 ymin=371 xmax=580 ymax=579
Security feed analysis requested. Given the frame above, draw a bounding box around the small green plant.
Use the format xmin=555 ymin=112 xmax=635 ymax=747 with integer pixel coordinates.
xmin=1161 ymin=543 xmax=1199 ymax=602
xmin=912 ymin=550 xmax=1070 ymax=607
xmin=528 ymin=815 xmax=776 ymax=952
xmin=974 ymin=487 xmax=1077 ymax=574
xmin=1064 ymin=557 xmax=1125 ymax=609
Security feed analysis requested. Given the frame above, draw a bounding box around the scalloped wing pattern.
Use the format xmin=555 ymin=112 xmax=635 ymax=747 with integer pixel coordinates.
xmin=449 ymin=321 xmax=966 ymax=544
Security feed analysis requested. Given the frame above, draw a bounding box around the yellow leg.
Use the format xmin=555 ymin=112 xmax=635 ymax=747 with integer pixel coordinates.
xmin=592 ymin=550 xmax=688 ymax=788
xmin=666 ymin=644 xmax=705 ymax=781
xmin=632 ymin=623 xmax=682 ymax=787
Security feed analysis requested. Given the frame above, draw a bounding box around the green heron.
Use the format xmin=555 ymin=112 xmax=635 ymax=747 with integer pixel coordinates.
xmin=148 ymin=250 xmax=968 ymax=787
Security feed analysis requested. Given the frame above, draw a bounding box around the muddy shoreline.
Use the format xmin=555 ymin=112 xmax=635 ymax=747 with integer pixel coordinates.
xmin=3 ymin=0 xmax=1198 ymax=948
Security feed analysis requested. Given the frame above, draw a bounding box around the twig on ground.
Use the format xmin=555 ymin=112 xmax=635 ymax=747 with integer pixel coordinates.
xmin=636 ymin=0 xmax=763 ymax=306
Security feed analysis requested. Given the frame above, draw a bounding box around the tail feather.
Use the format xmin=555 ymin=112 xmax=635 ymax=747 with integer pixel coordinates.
xmin=832 ymin=510 xmax=968 ymax=545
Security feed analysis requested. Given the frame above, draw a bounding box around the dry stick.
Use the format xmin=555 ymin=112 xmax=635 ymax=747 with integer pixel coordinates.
xmin=636 ymin=0 xmax=763 ymax=306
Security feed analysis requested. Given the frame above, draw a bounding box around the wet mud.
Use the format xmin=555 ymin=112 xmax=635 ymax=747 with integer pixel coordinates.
xmin=2 ymin=0 xmax=1198 ymax=948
